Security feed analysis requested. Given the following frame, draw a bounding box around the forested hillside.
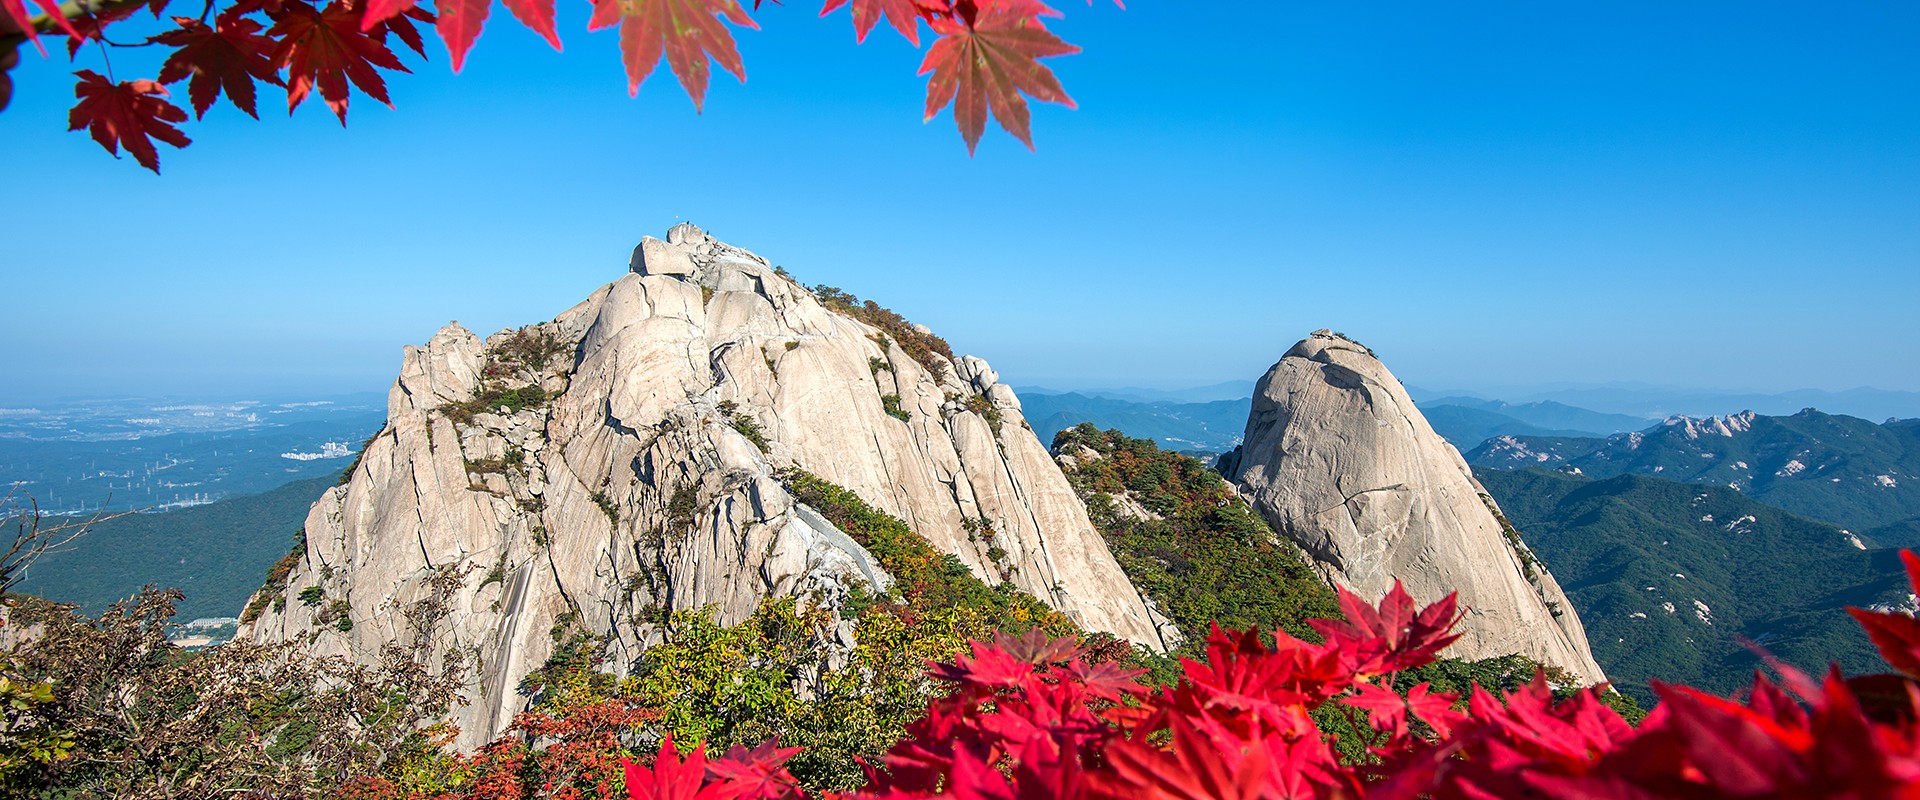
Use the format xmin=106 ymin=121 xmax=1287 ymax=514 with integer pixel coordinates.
xmin=1020 ymin=392 xmax=1251 ymax=454
xmin=13 ymin=474 xmax=336 ymax=620
xmin=1476 ymin=467 xmax=1911 ymax=706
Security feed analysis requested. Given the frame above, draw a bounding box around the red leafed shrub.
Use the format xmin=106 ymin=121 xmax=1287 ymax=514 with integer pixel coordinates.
xmin=344 ymin=696 xmax=661 ymax=800
xmin=632 ymin=552 xmax=1920 ymax=799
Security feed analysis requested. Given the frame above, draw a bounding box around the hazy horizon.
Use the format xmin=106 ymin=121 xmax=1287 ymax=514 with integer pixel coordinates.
xmin=7 ymin=370 xmax=1918 ymax=424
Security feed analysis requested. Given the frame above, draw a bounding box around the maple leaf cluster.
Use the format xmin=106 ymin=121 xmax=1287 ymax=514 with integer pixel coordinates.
xmin=625 ymin=562 xmax=1920 ymax=799
xmin=4 ymin=0 xmax=1104 ymax=173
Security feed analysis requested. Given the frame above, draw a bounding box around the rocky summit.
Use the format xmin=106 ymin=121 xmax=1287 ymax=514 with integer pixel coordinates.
xmin=243 ymin=224 xmax=1172 ymax=748
xmin=1220 ymin=330 xmax=1609 ymax=684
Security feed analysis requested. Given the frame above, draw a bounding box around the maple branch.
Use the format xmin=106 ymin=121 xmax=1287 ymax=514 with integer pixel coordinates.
xmin=0 ymin=485 xmax=128 ymax=594
xmin=1 ymin=0 xmax=148 ymax=52
xmin=0 ymin=46 xmax=15 ymax=112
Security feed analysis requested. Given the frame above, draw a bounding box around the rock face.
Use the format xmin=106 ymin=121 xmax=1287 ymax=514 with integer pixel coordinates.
xmin=244 ymin=225 xmax=1171 ymax=748
xmin=1663 ymin=411 xmax=1758 ymax=439
xmin=1221 ymin=330 xmax=1608 ymax=684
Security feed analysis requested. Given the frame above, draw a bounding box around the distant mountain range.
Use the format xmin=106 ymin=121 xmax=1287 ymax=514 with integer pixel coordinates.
xmin=1469 ymin=409 xmax=1920 ymax=534
xmin=1418 ymin=397 xmax=1652 ymax=436
xmin=1414 ymin=397 xmax=1657 ymax=453
xmin=1015 ymin=381 xmax=1254 ymax=405
xmin=1020 ymin=381 xmax=1918 ymax=462
xmin=1016 ymin=389 xmax=1651 ymax=457
xmin=1018 ymin=391 xmax=1252 ymax=453
xmin=1476 ymin=468 xmax=1910 ymax=707
xmin=1409 ymin=384 xmax=1920 ymax=424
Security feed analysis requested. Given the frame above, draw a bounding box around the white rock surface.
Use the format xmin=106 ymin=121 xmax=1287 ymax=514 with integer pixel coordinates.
xmin=244 ymin=225 xmax=1169 ymax=748
xmin=1221 ymin=330 xmax=1608 ymax=685
xmin=1663 ymin=411 xmax=1757 ymax=439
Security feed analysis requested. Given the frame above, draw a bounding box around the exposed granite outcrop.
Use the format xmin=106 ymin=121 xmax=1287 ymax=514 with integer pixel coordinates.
xmin=1221 ymin=330 xmax=1608 ymax=684
xmin=243 ymin=225 xmax=1170 ymax=748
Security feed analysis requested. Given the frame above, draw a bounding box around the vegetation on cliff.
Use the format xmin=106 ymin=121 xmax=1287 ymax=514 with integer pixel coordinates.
xmin=1050 ymin=422 xmax=1342 ymax=648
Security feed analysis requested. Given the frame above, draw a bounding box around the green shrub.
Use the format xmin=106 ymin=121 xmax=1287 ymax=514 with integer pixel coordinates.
xmin=444 ymin=385 xmax=549 ymax=425
xmin=590 ymin=491 xmax=619 ymax=525
xmin=962 ymin=393 xmax=1003 ymax=437
xmin=315 ymin=598 xmax=353 ymax=632
xmin=668 ymin=485 xmax=699 ymax=530
xmin=719 ymin=401 xmax=770 ymax=452
xmin=240 ymin=533 xmax=307 ymax=624
xmin=880 ymin=394 xmax=910 ymax=423
xmin=778 ymin=469 xmax=1071 ymax=638
xmin=732 ymin=417 xmax=770 ymax=452
xmin=492 ymin=328 xmax=571 ymax=372
xmin=811 ymin=285 xmax=954 ymax=379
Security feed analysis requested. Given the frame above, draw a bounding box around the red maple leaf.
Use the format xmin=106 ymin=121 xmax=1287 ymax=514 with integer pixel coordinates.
xmin=918 ymin=0 xmax=1077 ymax=153
xmin=1095 ymin=715 xmax=1275 ymax=800
xmin=156 ymin=16 xmax=284 ymax=118
xmin=946 ymin=744 xmax=1018 ymax=800
xmin=994 ymin=627 xmax=1081 ymax=665
xmin=1311 ymin=581 xmax=1461 ymax=676
xmin=2 ymin=0 xmax=79 ymax=56
xmin=1402 ymin=681 xmax=1466 ymax=739
xmin=268 ymin=0 xmax=411 ymax=123
xmin=67 ymin=70 xmax=191 ymax=173
xmin=1650 ymin=682 xmax=1817 ymax=794
xmin=1060 ymin=658 xmax=1148 ymax=702
xmin=586 ymin=0 xmax=756 ymax=110
xmin=1343 ymin=680 xmax=1414 ymax=739
xmin=364 ymin=0 xmax=555 ymax=71
xmin=820 ymin=0 xmax=937 ymax=45
xmin=1849 ymin=550 xmax=1920 ymax=680
xmin=363 ymin=5 xmax=436 ymax=59
xmin=624 ymin=736 xmax=723 ymax=800
xmin=928 ymin=638 xmax=1035 ymax=690
xmin=705 ymin=738 xmax=804 ymax=800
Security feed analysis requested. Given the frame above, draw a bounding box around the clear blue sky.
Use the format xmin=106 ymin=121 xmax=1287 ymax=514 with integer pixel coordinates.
xmin=4 ymin=1 xmax=1916 ymax=402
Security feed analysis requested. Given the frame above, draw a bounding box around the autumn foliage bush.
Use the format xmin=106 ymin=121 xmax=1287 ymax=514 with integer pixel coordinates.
xmin=616 ymin=552 xmax=1920 ymax=799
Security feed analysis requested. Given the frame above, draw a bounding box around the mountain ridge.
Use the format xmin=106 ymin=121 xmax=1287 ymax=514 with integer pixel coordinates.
xmin=1468 ymin=408 xmax=1920 ymax=532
